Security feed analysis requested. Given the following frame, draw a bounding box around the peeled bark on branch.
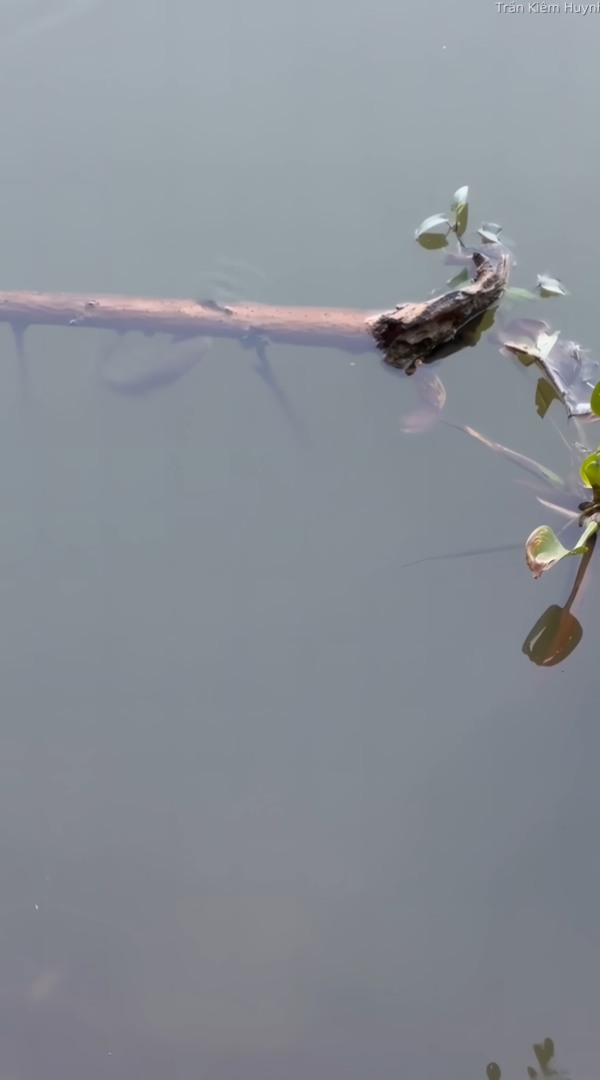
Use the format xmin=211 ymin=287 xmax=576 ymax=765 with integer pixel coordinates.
xmin=367 ymin=247 xmax=509 ymax=372
xmin=0 ymin=247 xmax=508 ymax=368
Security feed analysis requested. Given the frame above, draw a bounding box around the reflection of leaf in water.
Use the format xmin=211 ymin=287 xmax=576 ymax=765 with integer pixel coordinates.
xmin=488 ymin=1036 xmax=573 ymax=1080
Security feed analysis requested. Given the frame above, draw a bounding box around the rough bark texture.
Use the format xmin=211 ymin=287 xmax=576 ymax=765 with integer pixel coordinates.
xmin=367 ymin=247 xmax=510 ymax=373
xmin=0 ymin=246 xmax=508 ymax=367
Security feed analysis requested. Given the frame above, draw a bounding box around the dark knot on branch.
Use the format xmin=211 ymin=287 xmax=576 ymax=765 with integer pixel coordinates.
xmin=367 ymin=247 xmax=509 ymax=374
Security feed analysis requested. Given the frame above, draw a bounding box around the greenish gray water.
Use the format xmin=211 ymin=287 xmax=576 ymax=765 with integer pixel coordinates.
xmin=0 ymin=0 xmax=597 ymax=1077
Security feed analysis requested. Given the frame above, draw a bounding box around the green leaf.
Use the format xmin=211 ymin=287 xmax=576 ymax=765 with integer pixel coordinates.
xmin=417 ymin=232 xmax=450 ymax=250
xmin=525 ymin=525 xmax=590 ymax=578
xmin=533 ymin=1039 xmax=555 ymax=1071
xmin=449 ymin=186 xmax=468 ymax=238
xmin=580 ymin=449 xmax=600 ymax=489
xmin=535 ymin=377 xmax=562 ymax=419
xmin=536 ymin=274 xmax=568 ymax=298
xmin=590 ymin=381 xmax=600 ymax=417
xmin=446 ymin=268 xmax=470 ymax=288
xmin=505 ymin=286 xmax=538 ymax=301
xmin=454 ymin=202 xmax=468 ymax=238
xmin=415 ymin=213 xmax=451 ymax=240
xmin=478 ymin=221 xmax=503 ymax=243
xmin=451 ymin=186 xmax=469 ymax=211
xmin=522 ymin=604 xmax=583 ymax=666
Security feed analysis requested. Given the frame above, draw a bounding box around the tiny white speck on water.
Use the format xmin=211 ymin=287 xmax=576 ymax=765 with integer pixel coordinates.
xmin=442 ymin=44 xmax=447 ymax=49
xmin=34 ymin=904 xmax=39 ymax=910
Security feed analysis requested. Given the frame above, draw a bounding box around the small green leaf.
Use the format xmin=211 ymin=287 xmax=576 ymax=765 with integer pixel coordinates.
xmin=533 ymin=1039 xmax=555 ymax=1070
xmin=590 ymin=381 xmax=600 ymax=417
xmin=505 ymin=286 xmax=538 ymax=301
xmin=446 ymin=268 xmax=470 ymax=289
xmin=523 ymin=604 xmax=583 ymax=666
xmin=454 ymin=202 xmax=468 ymax=238
xmin=525 ymin=525 xmax=588 ymax=578
xmin=580 ymin=449 xmax=600 ymax=489
xmin=451 ymin=186 xmax=469 ymax=211
xmin=535 ymin=377 xmax=562 ymax=419
xmin=415 ymin=213 xmax=451 ymax=240
xmin=478 ymin=221 xmax=503 ymax=243
xmin=417 ymin=232 xmax=449 ymax=250
xmin=536 ymin=274 xmax=568 ymax=298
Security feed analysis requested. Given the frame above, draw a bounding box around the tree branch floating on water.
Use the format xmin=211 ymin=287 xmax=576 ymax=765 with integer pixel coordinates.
xmin=6 ymin=184 xmax=600 ymax=663
xmin=0 ymin=248 xmax=506 ymax=368
xmin=0 ymin=217 xmax=506 ymax=444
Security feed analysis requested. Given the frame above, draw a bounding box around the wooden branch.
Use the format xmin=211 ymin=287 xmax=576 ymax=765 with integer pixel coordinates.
xmin=0 ymin=246 xmax=508 ymax=369
xmin=0 ymin=290 xmax=380 ymax=353
xmin=368 ymin=246 xmax=509 ymax=373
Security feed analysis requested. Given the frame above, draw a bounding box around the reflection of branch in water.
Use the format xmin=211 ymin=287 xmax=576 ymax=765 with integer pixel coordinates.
xmin=99 ymin=333 xmax=212 ymax=398
xmin=244 ymin=331 xmax=308 ymax=448
xmin=10 ymin=322 xmax=30 ymax=411
xmin=9 ymin=322 xmax=51 ymax=569
xmin=98 ymin=333 xmax=214 ymax=500
xmin=101 ymin=325 xmax=309 ymax=447
xmin=197 ymin=258 xmax=308 ymax=445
